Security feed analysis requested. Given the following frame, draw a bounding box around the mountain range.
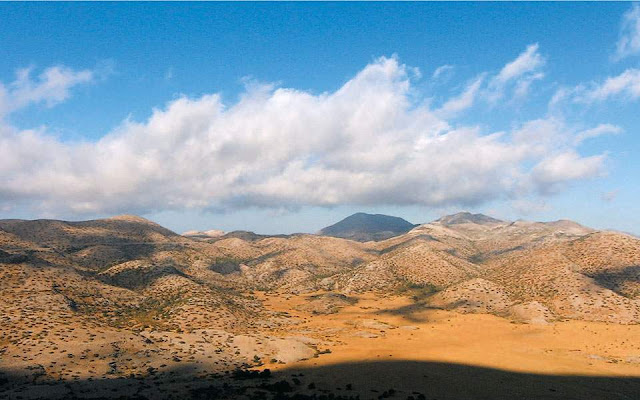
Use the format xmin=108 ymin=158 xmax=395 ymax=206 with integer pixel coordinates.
xmin=2 ymin=211 xmax=638 ymax=324
xmin=1 ymin=211 xmax=639 ymax=398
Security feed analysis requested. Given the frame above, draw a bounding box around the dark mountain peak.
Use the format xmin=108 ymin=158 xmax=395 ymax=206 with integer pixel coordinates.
xmin=319 ymin=213 xmax=416 ymax=242
xmin=436 ymin=212 xmax=504 ymax=226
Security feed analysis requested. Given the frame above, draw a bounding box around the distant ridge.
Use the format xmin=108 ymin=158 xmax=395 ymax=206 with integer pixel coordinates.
xmin=0 ymin=215 xmax=179 ymax=245
xmin=218 ymin=230 xmax=294 ymax=242
xmin=435 ymin=212 xmax=504 ymax=226
xmin=182 ymin=229 xmax=225 ymax=239
xmin=319 ymin=212 xmax=416 ymax=242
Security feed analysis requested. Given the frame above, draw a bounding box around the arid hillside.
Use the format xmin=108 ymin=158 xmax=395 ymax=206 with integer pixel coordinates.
xmin=0 ymin=215 xmax=319 ymax=397
xmin=1 ymin=212 xmax=639 ymax=399
xmin=1 ymin=212 xmax=637 ymax=326
xmin=330 ymin=212 xmax=638 ymax=324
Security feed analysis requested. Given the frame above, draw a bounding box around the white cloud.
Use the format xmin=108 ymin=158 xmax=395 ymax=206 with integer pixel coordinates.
xmin=614 ymin=3 xmax=640 ymax=61
xmin=551 ymin=68 xmax=640 ymax=106
xmin=0 ymin=66 xmax=94 ymax=117
xmin=436 ymin=75 xmax=484 ymax=117
xmin=0 ymin=57 xmax=607 ymax=216
xmin=548 ymin=86 xmax=571 ymax=109
xmin=487 ymin=43 xmax=545 ymax=102
xmin=495 ymin=44 xmax=545 ymax=83
xmin=432 ymin=64 xmax=454 ymax=80
xmin=432 ymin=44 xmax=546 ymax=113
xmin=576 ymin=68 xmax=640 ymax=102
xmin=532 ymin=151 xmax=605 ymax=194
xmin=574 ymin=124 xmax=622 ymax=145
xmin=513 ymin=72 xmax=545 ymax=100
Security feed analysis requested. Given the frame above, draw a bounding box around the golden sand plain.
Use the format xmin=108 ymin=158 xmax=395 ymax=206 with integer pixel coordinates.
xmin=245 ymin=292 xmax=640 ymax=399
xmin=259 ymin=293 xmax=639 ymax=374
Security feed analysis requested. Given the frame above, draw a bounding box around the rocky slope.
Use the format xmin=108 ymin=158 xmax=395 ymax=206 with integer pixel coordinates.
xmin=3 ymin=212 xmax=635 ymax=325
xmin=1 ymin=212 xmax=639 ymax=399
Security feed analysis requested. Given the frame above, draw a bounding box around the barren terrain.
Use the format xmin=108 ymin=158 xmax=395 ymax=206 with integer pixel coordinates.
xmin=1 ymin=212 xmax=638 ymax=399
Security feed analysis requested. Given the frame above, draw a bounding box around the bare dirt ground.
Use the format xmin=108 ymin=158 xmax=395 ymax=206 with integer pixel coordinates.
xmin=262 ymin=292 xmax=640 ymax=377
xmin=2 ymin=291 xmax=639 ymax=399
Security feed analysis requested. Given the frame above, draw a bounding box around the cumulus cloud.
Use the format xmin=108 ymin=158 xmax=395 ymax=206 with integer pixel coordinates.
xmin=0 ymin=55 xmax=607 ymax=216
xmin=531 ymin=151 xmax=605 ymax=194
xmin=0 ymin=66 xmax=94 ymax=117
xmin=614 ymin=3 xmax=640 ymax=61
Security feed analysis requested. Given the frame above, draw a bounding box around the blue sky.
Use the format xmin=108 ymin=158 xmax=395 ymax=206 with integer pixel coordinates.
xmin=0 ymin=2 xmax=639 ymax=235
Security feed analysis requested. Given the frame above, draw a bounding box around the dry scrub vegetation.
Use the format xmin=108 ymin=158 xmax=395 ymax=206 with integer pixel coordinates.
xmin=0 ymin=212 xmax=639 ymax=399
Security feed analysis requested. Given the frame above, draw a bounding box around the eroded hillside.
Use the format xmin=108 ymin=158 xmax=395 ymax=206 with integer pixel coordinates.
xmin=1 ymin=212 xmax=639 ymax=399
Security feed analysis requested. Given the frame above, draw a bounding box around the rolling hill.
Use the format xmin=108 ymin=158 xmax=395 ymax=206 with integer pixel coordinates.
xmin=1 ymin=212 xmax=639 ymax=399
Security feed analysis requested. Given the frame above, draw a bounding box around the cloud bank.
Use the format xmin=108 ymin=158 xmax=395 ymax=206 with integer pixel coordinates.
xmin=0 ymin=50 xmax=611 ymax=216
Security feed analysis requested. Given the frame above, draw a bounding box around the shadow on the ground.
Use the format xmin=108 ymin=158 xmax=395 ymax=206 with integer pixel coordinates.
xmin=1 ymin=359 xmax=638 ymax=400
xmin=586 ymin=265 xmax=640 ymax=298
xmin=371 ymin=301 xmax=440 ymax=323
